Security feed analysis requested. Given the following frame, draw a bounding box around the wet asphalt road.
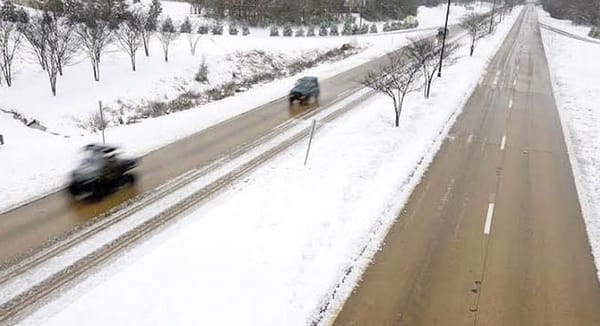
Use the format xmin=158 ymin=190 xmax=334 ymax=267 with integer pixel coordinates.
xmin=334 ymin=6 xmax=600 ymax=326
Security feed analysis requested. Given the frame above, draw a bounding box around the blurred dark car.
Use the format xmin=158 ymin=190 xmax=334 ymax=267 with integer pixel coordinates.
xmin=289 ymin=77 xmax=320 ymax=105
xmin=68 ymin=144 xmax=137 ymax=200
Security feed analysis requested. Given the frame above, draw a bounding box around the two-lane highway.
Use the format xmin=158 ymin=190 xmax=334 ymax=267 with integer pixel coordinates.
xmin=334 ymin=6 xmax=600 ymax=325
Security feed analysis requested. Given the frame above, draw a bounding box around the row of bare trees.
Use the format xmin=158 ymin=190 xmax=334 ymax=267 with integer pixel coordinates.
xmin=0 ymin=0 xmax=193 ymax=96
xmin=362 ymin=9 xmax=502 ymax=127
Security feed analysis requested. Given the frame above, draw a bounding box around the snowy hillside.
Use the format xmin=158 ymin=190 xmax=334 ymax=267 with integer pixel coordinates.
xmin=0 ymin=1 xmax=488 ymax=213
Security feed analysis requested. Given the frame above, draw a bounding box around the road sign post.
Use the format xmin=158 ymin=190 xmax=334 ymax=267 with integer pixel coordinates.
xmin=99 ymin=101 xmax=105 ymax=145
xmin=304 ymin=119 xmax=317 ymax=166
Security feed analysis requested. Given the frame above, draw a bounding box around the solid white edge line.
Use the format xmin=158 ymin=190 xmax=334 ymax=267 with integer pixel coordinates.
xmin=484 ymin=203 xmax=496 ymax=235
xmin=500 ymin=135 xmax=507 ymax=151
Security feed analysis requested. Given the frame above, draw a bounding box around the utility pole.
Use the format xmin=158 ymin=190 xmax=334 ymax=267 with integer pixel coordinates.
xmin=437 ymin=0 xmax=451 ymax=78
xmin=359 ymin=0 xmax=365 ymax=28
xmin=489 ymin=0 xmax=497 ymax=34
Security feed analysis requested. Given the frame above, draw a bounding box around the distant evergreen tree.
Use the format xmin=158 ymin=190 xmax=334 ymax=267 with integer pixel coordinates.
xmin=198 ymin=24 xmax=209 ymax=34
xmin=342 ymin=21 xmax=352 ymax=35
xmin=330 ymin=24 xmax=339 ymax=36
xmin=319 ymin=23 xmax=328 ymax=36
xmin=229 ymin=23 xmax=239 ymax=35
xmin=180 ymin=17 xmax=192 ymax=33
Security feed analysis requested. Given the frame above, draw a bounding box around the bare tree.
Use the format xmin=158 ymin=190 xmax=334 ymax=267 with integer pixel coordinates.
xmin=406 ymin=38 xmax=458 ymax=99
xmin=116 ymin=9 xmax=143 ymax=71
xmin=460 ymin=13 xmax=487 ymax=56
xmin=23 ymin=12 xmax=75 ymax=95
xmin=158 ymin=17 xmax=178 ymax=62
xmin=21 ymin=14 xmax=48 ymax=71
xmin=51 ymin=15 xmax=77 ymax=76
xmin=134 ymin=0 xmax=161 ymax=57
xmin=362 ymin=51 xmax=422 ymax=127
xmin=73 ymin=11 xmax=113 ymax=81
xmin=180 ymin=17 xmax=200 ymax=55
xmin=0 ymin=1 xmax=28 ymax=87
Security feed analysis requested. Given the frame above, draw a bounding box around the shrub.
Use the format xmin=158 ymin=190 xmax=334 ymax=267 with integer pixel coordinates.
xmin=194 ymin=58 xmax=209 ymax=83
xmin=270 ymin=26 xmax=279 ymax=36
xmin=370 ymin=23 xmax=378 ymax=33
xmin=330 ymin=24 xmax=339 ymax=36
xmin=242 ymin=25 xmax=250 ymax=36
xmin=590 ymin=26 xmax=600 ymax=39
xmin=295 ymin=27 xmax=305 ymax=37
xmin=307 ymin=26 xmax=316 ymax=37
xmin=283 ymin=24 xmax=293 ymax=36
xmin=211 ymin=22 xmax=224 ymax=35
xmin=229 ymin=23 xmax=239 ymax=35
xmin=198 ymin=24 xmax=209 ymax=34
xmin=383 ymin=22 xmax=390 ymax=32
xmin=319 ymin=24 xmax=328 ymax=36
xmin=360 ymin=24 xmax=369 ymax=34
xmin=342 ymin=21 xmax=352 ymax=35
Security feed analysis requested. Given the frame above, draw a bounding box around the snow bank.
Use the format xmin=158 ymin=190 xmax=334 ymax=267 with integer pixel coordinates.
xmin=18 ymin=7 xmax=523 ymax=326
xmin=538 ymin=7 xmax=600 ymax=279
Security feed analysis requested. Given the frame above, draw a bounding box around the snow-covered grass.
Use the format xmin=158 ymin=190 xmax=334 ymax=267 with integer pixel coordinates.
xmin=538 ymin=7 xmax=600 ymax=279
xmin=17 ymin=7 xmax=523 ymax=326
xmin=1 ymin=2 xmax=468 ymax=214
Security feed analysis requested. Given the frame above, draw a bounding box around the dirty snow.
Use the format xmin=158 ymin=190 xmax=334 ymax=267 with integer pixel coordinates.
xmin=538 ymin=7 xmax=600 ymax=278
xmin=16 ymin=7 xmax=523 ymax=326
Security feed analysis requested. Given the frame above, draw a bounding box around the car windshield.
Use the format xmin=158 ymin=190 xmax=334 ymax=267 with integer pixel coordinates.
xmin=296 ymin=78 xmax=314 ymax=86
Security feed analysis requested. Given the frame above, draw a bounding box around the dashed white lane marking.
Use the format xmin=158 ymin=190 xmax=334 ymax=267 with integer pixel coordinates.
xmin=500 ymin=135 xmax=507 ymax=151
xmin=484 ymin=194 xmax=497 ymax=235
xmin=484 ymin=203 xmax=495 ymax=235
xmin=467 ymin=134 xmax=474 ymax=144
xmin=513 ymin=79 xmax=517 ymax=87
xmin=509 ymin=98 xmax=513 ymax=109
xmin=481 ymin=137 xmax=488 ymax=153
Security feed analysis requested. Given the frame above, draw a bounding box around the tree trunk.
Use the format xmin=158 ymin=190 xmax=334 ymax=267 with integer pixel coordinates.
xmin=131 ymin=53 xmax=136 ymax=71
xmin=51 ymin=78 xmax=57 ymax=96
xmin=426 ymin=76 xmax=433 ymax=98
xmin=92 ymin=60 xmax=100 ymax=81
xmin=164 ymin=48 xmax=169 ymax=62
xmin=58 ymin=57 xmax=63 ymax=76
xmin=392 ymin=96 xmax=399 ymax=127
xmin=143 ymin=36 xmax=150 ymax=56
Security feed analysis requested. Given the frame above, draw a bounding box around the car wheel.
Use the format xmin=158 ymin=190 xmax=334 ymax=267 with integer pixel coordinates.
xmin=68 ymin=183 xmax=80 ymax=196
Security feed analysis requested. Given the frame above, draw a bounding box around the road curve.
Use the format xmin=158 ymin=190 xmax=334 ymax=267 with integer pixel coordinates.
xmin=334 ymin=6 xmax=600 ymax=326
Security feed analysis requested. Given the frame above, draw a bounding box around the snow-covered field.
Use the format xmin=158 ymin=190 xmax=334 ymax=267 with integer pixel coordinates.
xmin=0 ymin=1 xmax=489 ymax=213
xmin=538 ymin=7 xmax=600 ymax=278
xmin=17 ymin=7 xmax=523 ymax=326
